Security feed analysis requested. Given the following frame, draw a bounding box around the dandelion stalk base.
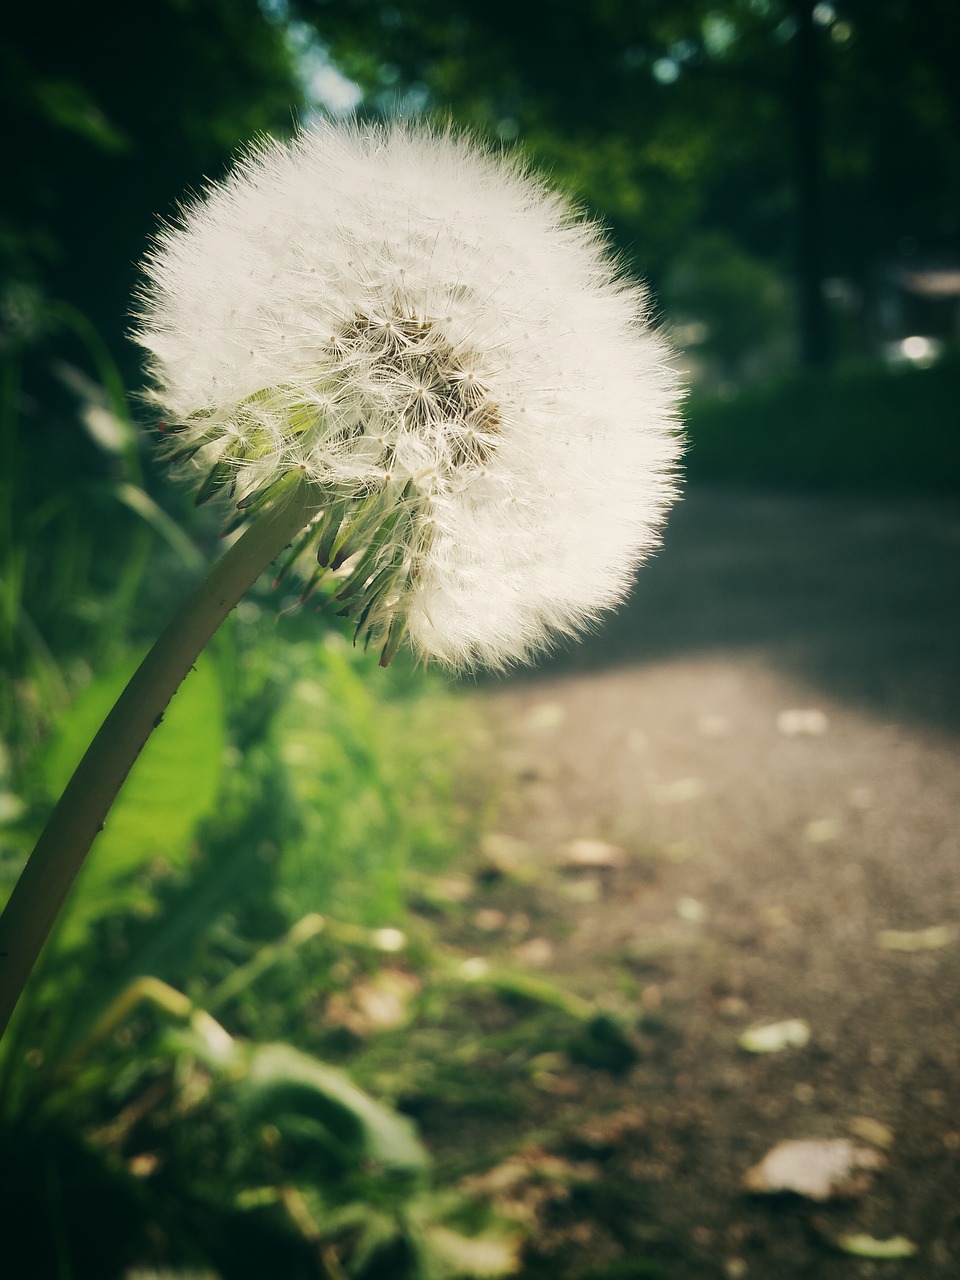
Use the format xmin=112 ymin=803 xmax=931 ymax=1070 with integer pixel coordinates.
xmin=0 ymin=481 xmax=322 ymax=1039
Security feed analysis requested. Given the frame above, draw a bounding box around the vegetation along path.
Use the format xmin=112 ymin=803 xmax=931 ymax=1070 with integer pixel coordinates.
xmin=455 ymin=484 xmax=960 ymax=1279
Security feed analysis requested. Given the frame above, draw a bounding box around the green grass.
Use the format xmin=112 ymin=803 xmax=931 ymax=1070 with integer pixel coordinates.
xmin=274 ymin=634 xmax=488 ymax=926
xmin=683 ymin=356 xmax=960 ymax=492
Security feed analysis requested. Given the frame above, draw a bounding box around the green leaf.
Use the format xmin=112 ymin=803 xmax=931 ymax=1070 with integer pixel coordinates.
xmin=238 ymin=1042 xmax=428 ymax=1173
xmin=43 ymin=653 xmax=224 ymax=950
xmin=111 ymin=482 xmax=204 ymax=570
xmin=836 ymin=1233 xmax=917 ymax=1259
xmin=32 ymin=78 xmax=130 ymax=152
xmin=418 ymin=1223 xmax=522 ymax=1279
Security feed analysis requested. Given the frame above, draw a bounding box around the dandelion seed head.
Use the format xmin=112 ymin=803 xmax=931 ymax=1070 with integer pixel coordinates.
xmin=134 ymin=120 xmax=683 ymax=668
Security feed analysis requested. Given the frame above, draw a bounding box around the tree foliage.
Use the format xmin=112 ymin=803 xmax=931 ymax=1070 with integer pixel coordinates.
xmin=2 ymin=0 xmax=301 ymax=354
xmin=304 ymin=0 xmax=959 ymax=359
xmin=5 ymin=0 xmax=957 ymax=372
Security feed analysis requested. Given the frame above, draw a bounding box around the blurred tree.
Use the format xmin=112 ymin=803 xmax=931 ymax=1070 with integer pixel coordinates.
xmin=1 ymin=0 xmax=304 ymax=677
xmin=1 ymin=0 xmax=301 ymax=387
xmin=663 ymin=231 xmax=791 ymax=380
xmin=793 ymin=0 xmax=829 ymax=367
xmin=298 ymin=0 xmax=960 ymax=368
xmin=4 ymin=0 xmax=957 ymax=379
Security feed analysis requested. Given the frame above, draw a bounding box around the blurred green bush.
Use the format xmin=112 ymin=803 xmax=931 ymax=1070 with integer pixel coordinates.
xmin=683 ymin=357 xmax=960 ymax=492
xmin=0 ymin=585 xmax=505 ymax=1277
xmin=0 ymin=302 xmax=528 ymax=1276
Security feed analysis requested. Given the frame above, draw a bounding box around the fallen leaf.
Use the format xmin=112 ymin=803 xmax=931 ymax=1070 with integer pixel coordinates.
xmin=430 ymin=874 xmax=474 ymax=903
xmin=744 ymin=1139 xmax=885 ymax=1201
xmin=739 ymin=1019 xmax=810 ymax=1054
xmin=425 ymin=1224 xmax=523 ymax=1276
xmin=557 ymin=876 xmax=602 ymax=904
xmin=460 ymin=1149 xmax=599 ymax=1220
xmin=624 ymin=933 xmax=700 ymax=965
xmin=677 ymin=896 xmax=707 ymax=923
xmin=877 ymin=924 xmax=957 ymax=951
xmin=479 ymin=833 xmax=531 ymax=875
xmin=571 ymin=1106 xmax=647 ymax=1151
xmin=651 ymin=777 xmax=704 ymax=804
xmin=326 ymin=969 xmax=420 ymax=1036
xmin=776 ymin=709 xmax=829 ymax=736
xmin=474 ymin=908 xmax=507 ymax=932
xmin=761 ymin=905 xmax=792 ymax=927
xmin=716 ymin=995 xmax=750 ymax=1020
xmin=804 ymin=817 xmax=843 ymax=844
xmin=847 ymin=1116 xmax=894 ymax=1149
xmin=521 ymin=702 xmax=566 ymax=732
xmin=558 ymin=838 xmax=627 ymax=870
xmin=0 ymin=792 xmax=25 ymax=824
xmin=664 ymin=840 xmax=696 ymax=863
xmin=512 ymin=938 xmax=555 ymax=967
xmin=371 ymin=927 xmax=406 ymax=952
xmin=836 ymin=1233 xmax=917 ymax=1259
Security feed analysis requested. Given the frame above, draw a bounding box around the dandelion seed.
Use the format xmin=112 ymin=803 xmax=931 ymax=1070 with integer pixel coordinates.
xmin=134 ymin=120 xmax=683 ymax=669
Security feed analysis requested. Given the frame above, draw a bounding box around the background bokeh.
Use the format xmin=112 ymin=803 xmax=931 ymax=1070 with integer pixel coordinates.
xmin=2 ymin=3 xmax=959 ymax=1278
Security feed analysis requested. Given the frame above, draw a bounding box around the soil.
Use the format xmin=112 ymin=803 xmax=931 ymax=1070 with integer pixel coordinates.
xmin=460 ymin=486 xmax=960 ymax=1279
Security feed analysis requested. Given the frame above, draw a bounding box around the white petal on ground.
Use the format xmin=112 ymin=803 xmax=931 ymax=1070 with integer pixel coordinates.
xmin=776 ymin=708 xmax=829 ymax=736
xmin=743 ymin=1138 xmax=886 ymax=1200
xmin=558 ymin=838 xmax=627 ymax=869
xmin=876 ymin=923 xmax=957 ymax=951
xmin=804 ymin=816 xmax=843 ymax=843
xmin=847 ymin=1116 xmax=895 ymax=1149
xmin=738 ymin=1018 xmax=810 ymax=1053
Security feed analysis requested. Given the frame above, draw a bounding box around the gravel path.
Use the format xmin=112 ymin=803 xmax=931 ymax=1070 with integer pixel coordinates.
xmin=474 ymin=485 xmax=960 ymax=1278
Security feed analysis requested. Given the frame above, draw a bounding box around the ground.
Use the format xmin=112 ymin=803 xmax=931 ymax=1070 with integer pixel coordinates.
xmin=450 ymin=486 xmax=960 ymax=1279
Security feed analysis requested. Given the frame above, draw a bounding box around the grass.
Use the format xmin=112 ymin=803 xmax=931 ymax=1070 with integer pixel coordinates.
xmin=274 ymin=632 xmax=491 ymax=926
xmin=11 ymin=328 xmax=956 ymax=1277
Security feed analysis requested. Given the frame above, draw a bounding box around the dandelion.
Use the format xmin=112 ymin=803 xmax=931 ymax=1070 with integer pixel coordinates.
xmin=0 ymin=119 xmax=683 ymax=1035
xmin=135 ymin=119 xmax=683 ymax=669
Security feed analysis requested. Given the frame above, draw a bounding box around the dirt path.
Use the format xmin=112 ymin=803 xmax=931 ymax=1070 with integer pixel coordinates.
xmin=470 ymin=486 xmax=960 ymax=1278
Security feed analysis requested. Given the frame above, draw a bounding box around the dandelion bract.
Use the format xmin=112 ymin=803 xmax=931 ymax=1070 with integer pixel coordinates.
xmin=135 ymin=120 xmax=683 ymax=669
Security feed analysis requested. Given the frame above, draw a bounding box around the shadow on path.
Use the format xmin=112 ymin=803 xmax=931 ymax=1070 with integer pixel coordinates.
xmin=497 ymin=486 xmax=960 ymax=735
xmin=469 ymin=490 xmax=960 ymax=1277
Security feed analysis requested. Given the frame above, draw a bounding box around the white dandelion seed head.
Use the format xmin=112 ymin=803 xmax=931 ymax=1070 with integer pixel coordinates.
xmin=134 ymin=119 xmax=683 ymax=669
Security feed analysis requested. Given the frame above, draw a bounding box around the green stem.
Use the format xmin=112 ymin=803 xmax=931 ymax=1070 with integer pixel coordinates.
xmin=56 ymin=975 xmax=234 ymax=1080
xmin=0 ymin=482 xmax=320 ymax=1040
xmin=206 ymin=912 xmax=327 ymax=1014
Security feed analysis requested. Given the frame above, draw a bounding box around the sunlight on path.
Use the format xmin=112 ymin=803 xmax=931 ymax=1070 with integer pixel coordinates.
xmin=472 ymin=653 xmax=960 ymax=1276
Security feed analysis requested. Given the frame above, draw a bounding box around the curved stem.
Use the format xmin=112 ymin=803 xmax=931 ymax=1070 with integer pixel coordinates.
xmin=0 ymin=482 xmax=321 ymax=1039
